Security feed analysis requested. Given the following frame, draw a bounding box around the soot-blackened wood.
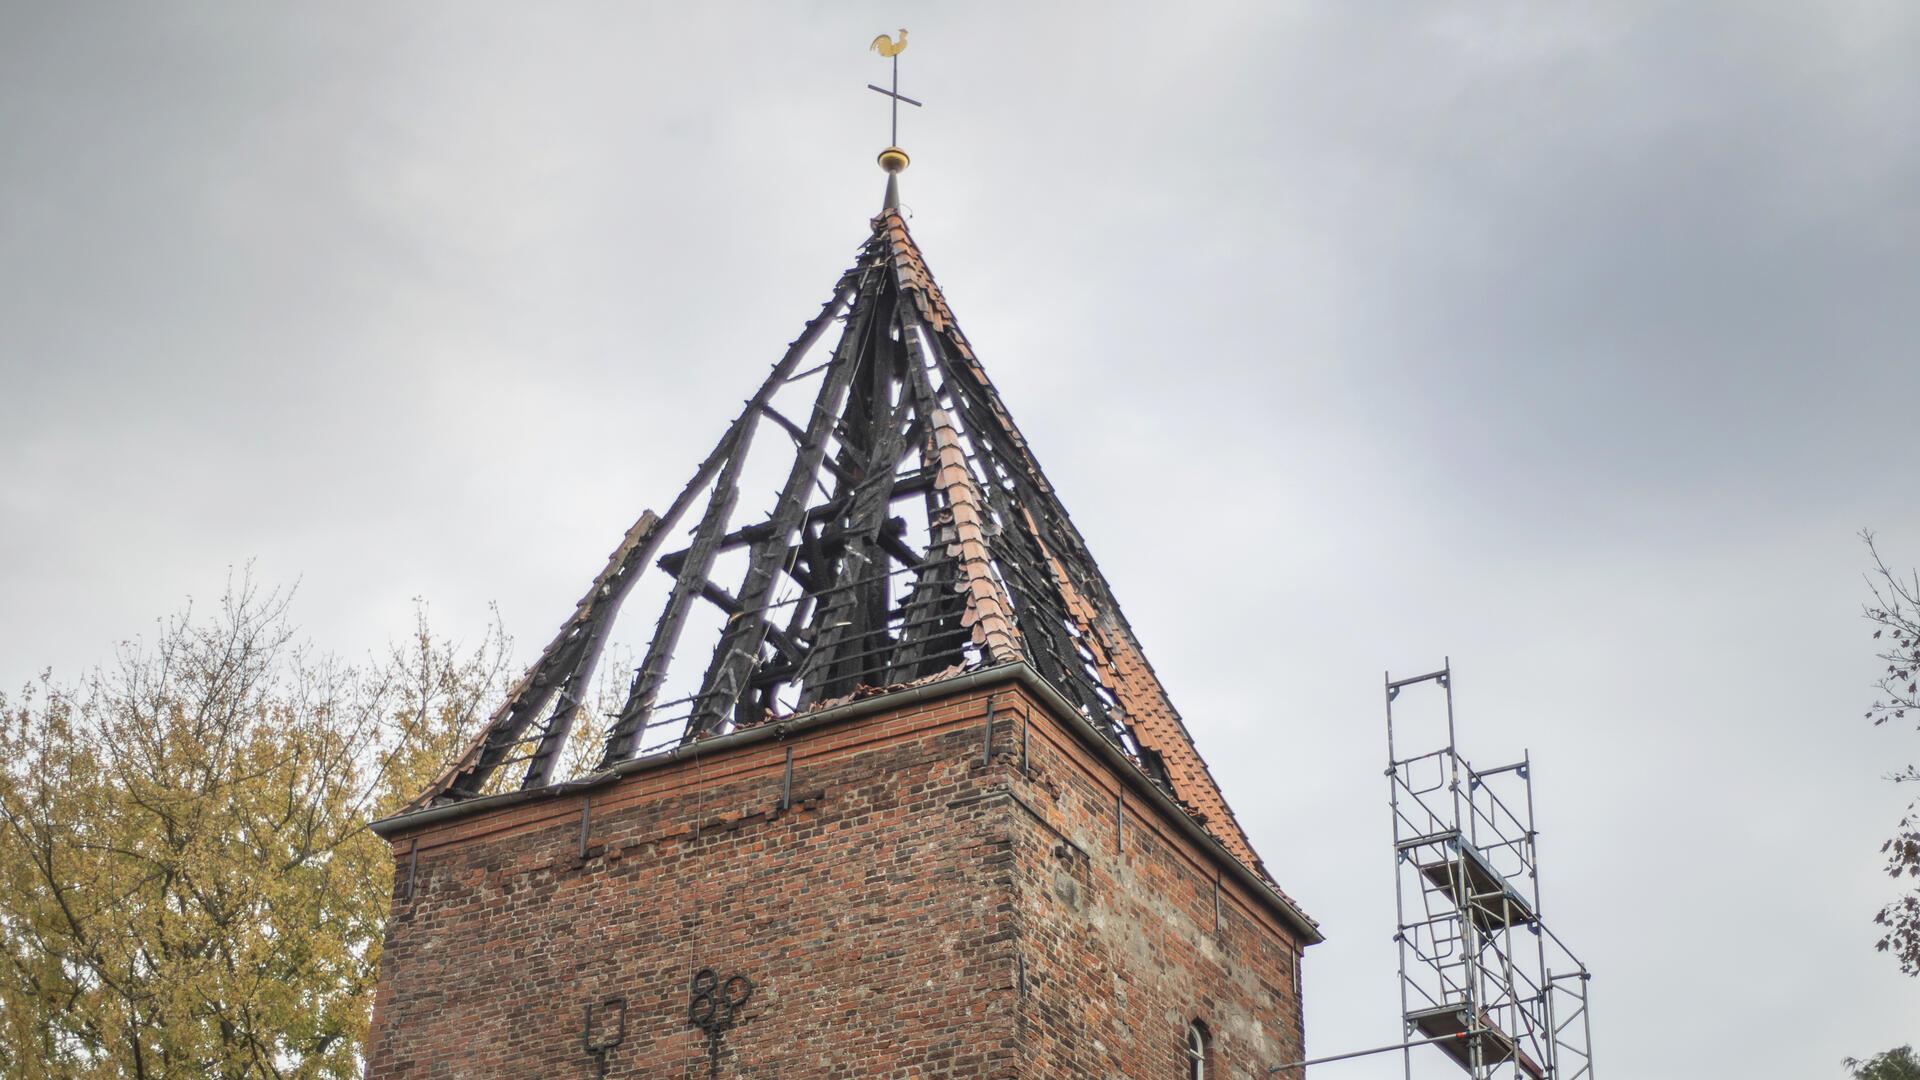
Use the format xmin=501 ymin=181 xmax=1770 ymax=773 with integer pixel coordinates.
xmin=423 ymin=268 xmax=861 ymax=802
xmin=909 ymin=311 xmax=1127 ymax=740
xmin=759 ymin=402 xmax=856 ymax=486
xmin=686 ymin=273 xmax=884 ymax=737
xmin=600 ymin=414 xmax=756 ymax=762
xmin=520 ymin=512 xmax=667 ymax=788
xmin=434 ymin=511 xmax=661 ymax=801
xmin=653 ymin=471 xmax=936 ymax=573
xmin=886 ymin=307 xmax=971 ymax=683
xmin=595 ymin=275 xmax=864 ymax=766
xmin=797 ymin=303 xmax=920 ymax=706
xmin=696 ymin=581 xmax=806 ymax=662
xmin=898 ymin=307 xmax=1098 ymax=703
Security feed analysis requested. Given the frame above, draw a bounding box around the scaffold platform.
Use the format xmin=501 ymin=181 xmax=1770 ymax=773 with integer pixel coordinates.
xmin=1407 ymin=1005 xmax=1546 ymax=1079
xmin=1413 ymin=833 xmax=1537 ymax=932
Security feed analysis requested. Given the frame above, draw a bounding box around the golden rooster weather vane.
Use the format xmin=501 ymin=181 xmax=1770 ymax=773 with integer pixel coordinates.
xmin=866 ymin=28 xmax=921 ymax=182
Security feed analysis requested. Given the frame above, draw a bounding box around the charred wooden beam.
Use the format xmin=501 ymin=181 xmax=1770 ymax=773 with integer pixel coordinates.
xmin=599 ymin=415 xmax=755 ymax=764
xmin=759 ymin=403 xmax=855 ymax=486
xmin=686 ymin=282 xmax=883 ymax=737
xmin=593 ymin=266 xmax=866 ymax=767
xmin=518 ymin=511 xmax=665 ymax=789
xmin=654 ymin=471 xmax=935 ymax=573
xmin=797 ymin=305 xmax=920 ymax=708
xmin=887 ymin=333 xmax=969 ymax=684
xmin=875 ymin=520 xmax=923 ymax=570
xmin=695 ymin=581 xmax=805 ymax=662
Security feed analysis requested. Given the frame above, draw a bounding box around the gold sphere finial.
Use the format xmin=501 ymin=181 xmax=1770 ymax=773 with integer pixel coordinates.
xmin=877 ymin=146 xmax=910 ymax=174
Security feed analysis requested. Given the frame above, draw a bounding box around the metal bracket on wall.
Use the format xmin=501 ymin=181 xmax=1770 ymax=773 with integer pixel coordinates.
xmin=981 ymin=695 xmax=998 ymax=765
xmin=582 ymin=996 xmax=627 ymax=1078
xmin=1213 ymin=869 xmax=1223 ymax=934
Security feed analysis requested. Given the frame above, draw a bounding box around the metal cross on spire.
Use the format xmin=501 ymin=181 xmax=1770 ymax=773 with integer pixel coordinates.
xmin=868 ymin=28 xmax=921 ymax=194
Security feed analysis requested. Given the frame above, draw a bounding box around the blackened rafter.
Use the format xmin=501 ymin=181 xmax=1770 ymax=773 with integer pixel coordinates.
xmin=416 ymin=262 xmax=864 ymax=807
xmin=683 ymin=274 xmax=887 ymax=736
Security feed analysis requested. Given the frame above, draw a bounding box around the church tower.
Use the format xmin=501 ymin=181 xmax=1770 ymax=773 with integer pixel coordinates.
xmin=365 ymin=41 xmax=1319 ymax=1077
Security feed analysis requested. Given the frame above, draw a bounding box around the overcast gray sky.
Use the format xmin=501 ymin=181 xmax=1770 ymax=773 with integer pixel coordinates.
xmin=4 ymin=2 xmax=1918 ymax=1075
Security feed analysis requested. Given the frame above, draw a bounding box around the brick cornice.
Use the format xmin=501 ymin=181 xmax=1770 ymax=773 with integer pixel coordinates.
xmin=374 ymin=662 xmax=1319 ymax=945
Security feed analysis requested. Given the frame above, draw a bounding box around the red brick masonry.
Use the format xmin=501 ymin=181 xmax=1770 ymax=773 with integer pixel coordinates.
xmin=367 ymin=667 xmax=1314 ymax=1078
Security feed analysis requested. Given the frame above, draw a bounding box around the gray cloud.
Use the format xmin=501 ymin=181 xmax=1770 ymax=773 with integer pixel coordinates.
xmin=4 ymin=3 xmax=1918 ymax=1074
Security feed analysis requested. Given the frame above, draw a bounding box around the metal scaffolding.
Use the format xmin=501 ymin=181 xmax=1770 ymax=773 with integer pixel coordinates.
xmin=1385 ymin=663 xmax=1594 ymax=1080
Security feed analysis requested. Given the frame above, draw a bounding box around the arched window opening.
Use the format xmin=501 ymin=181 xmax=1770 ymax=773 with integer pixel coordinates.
xmin=1185 ymin=1021 xmax=1209 ymax=1080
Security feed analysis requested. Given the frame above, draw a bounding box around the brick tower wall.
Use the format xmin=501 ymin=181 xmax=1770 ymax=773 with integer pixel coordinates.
xmin=1002 ymin=690 xmax=1308 ymax=1078
xmin=366 ymin=673 xmax=1309 ymax=1079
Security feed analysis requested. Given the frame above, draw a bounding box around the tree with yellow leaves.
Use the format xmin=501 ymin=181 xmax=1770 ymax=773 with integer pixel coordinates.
xmin=0 ymin=578 xmax=516 ymax=1078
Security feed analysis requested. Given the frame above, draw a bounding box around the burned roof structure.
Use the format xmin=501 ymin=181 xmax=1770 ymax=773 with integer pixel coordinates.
xmin=411 ymin=157 xmax=1273 ymax=881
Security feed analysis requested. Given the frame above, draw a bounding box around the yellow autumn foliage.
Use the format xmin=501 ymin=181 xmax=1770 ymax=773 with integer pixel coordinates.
xmin=0 ymin=579 xmax=508 ymax=1078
